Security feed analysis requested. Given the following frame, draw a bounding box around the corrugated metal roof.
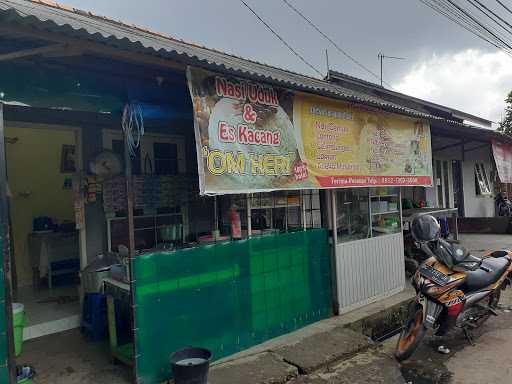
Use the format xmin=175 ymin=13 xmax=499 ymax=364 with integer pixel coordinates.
xmin=0 ymin=0 xmax=511 ymax=146
xmin=0 ymin=0 xmax=441 ymax=121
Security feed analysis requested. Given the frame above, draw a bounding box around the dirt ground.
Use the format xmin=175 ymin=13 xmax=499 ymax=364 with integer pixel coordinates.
xmin=383 ymin=285 xmax=512 ymax=384
xmin=17 ymin=329 xmax=131 ymax=384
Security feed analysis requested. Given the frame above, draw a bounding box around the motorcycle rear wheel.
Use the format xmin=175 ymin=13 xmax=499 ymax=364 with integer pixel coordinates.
xmin=395 ymin=302 xmax=427 ymax=362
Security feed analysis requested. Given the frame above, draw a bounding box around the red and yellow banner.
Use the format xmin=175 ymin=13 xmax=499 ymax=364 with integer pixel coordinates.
xmin=294 ymin=95 xmax=433 ymax=188
xmin=187 ymin=68 xmax=433 ymax=195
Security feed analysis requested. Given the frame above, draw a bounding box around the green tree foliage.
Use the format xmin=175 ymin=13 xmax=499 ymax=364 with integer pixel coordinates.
xmin=498 ymin=91 xmax=512 ymax=135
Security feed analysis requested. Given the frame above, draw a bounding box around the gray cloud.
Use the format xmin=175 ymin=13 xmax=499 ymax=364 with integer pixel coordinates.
xmin=61 ymin=0 xmax=508 ymax=119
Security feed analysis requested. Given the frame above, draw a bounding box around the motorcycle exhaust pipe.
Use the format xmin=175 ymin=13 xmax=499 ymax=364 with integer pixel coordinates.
xmin=464 ymin=291 xmax=491 ymax=308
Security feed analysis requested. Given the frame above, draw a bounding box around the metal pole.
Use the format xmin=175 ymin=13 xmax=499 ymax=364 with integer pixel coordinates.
xmin=328 ymin=190 xmax=340 ymax=315
xmin=0 ymin=103 xmax=16 ymax=383
xmin=124 ymin=140 xmax=136 ymax=256
xmin=123 ymin=118 xmax=137 ymax=383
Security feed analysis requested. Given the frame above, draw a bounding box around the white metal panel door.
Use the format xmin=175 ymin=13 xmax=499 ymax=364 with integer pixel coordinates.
xmin=331 ymin=189 xmax=405 ymax=314
xmin=335 ymin=233 xmax=405 ymax=313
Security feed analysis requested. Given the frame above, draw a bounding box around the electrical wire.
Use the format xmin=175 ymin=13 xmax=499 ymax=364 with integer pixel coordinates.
xmin=464 ymin=0 xmax=512 ymax=35
xmin=122 ymin=102 xmax=145 ymax=159
xmin=280 ymin=0 xmax=392 ymax=88
xmin=239 ymin=0 xmax=324 ymax=77
xmin=419 ymin=0 xmax=512 ymax=56
xmin=419 ymin=0 xmax=503 ymax=49
xmin=434 ymin=0 xmax=512 ymax=48
xmin=445 ymin=0 xmax=512 ymax=49
xmin=496 ymin=0 xmax=512 ymax=17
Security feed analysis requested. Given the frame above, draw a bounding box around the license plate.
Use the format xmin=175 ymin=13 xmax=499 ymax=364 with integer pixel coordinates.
xmin=419 ymin=265 xmax=450 ymax=286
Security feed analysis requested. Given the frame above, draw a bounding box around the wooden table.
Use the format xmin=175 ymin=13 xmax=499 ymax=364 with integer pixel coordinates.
xmin=103 ymin=278 xmax=133 ymax=366
xmin=402 ymin=208 xmax=459 ymax=240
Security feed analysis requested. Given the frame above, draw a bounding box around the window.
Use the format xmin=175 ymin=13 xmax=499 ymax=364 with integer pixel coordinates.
xmin=103 ymin=130 xmax=185 ymax=175
xmin=111 ymin=139 xmax=141 ymax=174
xmin=475 ymin=163 xmax=492 ymax=196
xmin=336 ymin=187 xmax=401 ymax=244
xmin=216 ymin=190 xmax=320 ymax=239
xmin=249 ymin=191 xmax=304 ymax=233
xmin=336 ymin=189 xmax=370 ymax=243
xmin=153 ymin=142 xmax=178 ymax=175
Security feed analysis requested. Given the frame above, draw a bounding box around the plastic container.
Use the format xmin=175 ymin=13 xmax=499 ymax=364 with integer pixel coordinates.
xmin=16 ymin=365 xmax=35 ymax=384
xmin=81 ymin=253 xmax=119 ymax=293
xmin=12 ymin=303 xmax=25 ymax=357
xmin=170 ymin=347 xmax=212 ymax=384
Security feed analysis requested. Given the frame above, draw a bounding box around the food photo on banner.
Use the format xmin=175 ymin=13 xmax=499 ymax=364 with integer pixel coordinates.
xmin=293 ymin=95 xmax=433 ymax=188
xmin=187 ymin=67 xmax=433 ymax=195
xmin=187 ymin=67 xmax=313 ymax=194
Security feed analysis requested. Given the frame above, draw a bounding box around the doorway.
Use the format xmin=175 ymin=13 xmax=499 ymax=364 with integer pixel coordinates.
xmin=5 ymin=123 xmax=82 ymax=340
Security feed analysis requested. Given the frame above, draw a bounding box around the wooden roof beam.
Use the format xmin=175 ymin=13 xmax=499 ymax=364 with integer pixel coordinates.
xmin=0 ymin=43 xmax=68 ymax=62
xmin=0 ymin=24 xmax=185 ymax=72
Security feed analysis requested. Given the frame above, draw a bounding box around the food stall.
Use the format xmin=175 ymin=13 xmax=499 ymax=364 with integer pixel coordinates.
xmin=291 ymin=94 xmax=434 ymax=314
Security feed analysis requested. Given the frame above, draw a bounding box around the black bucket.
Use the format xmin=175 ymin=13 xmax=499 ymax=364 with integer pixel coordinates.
xmin=170 ymin=347 xmax=212 ymax=384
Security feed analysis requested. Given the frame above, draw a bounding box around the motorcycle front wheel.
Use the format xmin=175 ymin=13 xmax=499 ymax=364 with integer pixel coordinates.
xmin=395 ymin=301 xmax=427 ymax=362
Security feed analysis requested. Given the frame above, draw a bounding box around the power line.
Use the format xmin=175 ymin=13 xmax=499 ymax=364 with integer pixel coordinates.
xmin=238 ymin=0 xmax=324 ymax=77
xmin=419 ymin=0 xmax=512 ymax=55
xmin=445 ymin=0 xmax=512 ymax=49
xmin=496 ymin=0 xmax=512 ymax=17
xmin=281 ymin=0 xmax=393 ymax=88
xmin=440 ymin=0 xmax=512 ymax=47
xmin=428 ymin=0 xmax=512 ymax=53
xmin=464 ymin=0 xmax=512 ymax=36
xmin=419 ymin=0 xmax=502 ymax=48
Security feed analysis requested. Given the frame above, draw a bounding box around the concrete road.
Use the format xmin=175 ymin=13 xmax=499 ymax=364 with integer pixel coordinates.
xmin=383 ymin=288 xmax=512 ymax=384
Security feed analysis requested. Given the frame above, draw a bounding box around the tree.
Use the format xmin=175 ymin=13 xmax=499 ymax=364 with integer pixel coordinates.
xmin=498 ymin=91 xmax=512 ymax=135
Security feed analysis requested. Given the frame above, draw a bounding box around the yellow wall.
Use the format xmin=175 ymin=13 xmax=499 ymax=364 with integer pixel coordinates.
xmin=5 ymin=126 xmax=76 ymax=287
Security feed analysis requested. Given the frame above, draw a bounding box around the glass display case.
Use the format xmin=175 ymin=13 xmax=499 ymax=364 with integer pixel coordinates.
xmin=369 ymin=187 xmax=401 ymax=237
xmin=336 ymin=189 xmax=370 ymax=243
xmin=250 ymin=191 xmax=302 ymax=234
xmin=336 ymin=187 xmax=401 ymax=243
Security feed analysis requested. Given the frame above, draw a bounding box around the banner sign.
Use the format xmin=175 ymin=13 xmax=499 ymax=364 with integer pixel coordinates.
xmin=294 ymin=95 xmax=433 ymax=188
xmin=187 ymin=67 xmax=312 ymax=194
xmin=492 ymin=139 xmax=512 ymax=183
xmin=187 ymin=67 xmax=433 ymax=194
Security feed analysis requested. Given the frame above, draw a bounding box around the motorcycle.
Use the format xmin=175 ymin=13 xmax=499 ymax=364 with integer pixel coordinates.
xmin=495 ymin=192 xmax=512 ymax=217
xmin=395 ymin=214 xmax=512 ymax=361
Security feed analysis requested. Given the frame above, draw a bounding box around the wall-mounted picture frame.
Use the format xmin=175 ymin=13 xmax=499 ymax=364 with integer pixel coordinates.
xmin=61 ymin=144 xmax=76 ymax=173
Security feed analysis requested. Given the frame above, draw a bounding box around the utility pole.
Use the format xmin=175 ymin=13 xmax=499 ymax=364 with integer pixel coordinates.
xmin=378 ymin=52 xmax=405 ymax=87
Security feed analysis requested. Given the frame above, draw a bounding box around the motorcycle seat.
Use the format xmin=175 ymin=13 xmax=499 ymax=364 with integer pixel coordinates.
xmin=463 ymin=257 xmax=510 ymax=292
xmin=489 ymin=250 xmax=510 ymax=258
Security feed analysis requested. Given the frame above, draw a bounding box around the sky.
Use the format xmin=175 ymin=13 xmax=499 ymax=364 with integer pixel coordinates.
xmin=60 ymin=0 xmax=512 ymax=124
